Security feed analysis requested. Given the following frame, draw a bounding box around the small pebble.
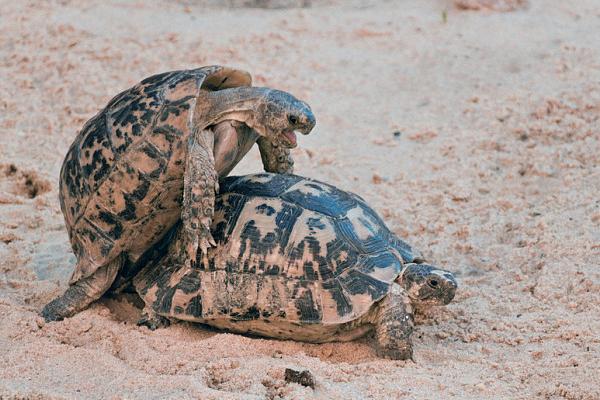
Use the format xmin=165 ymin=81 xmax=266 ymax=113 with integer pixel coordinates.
xmin=531 ymin=351 xmax=543 ymax=360
xmin=272 ymin=350 xmax=283 ymax=359
xmin=284 ymin=368 xmax=315 ymax=389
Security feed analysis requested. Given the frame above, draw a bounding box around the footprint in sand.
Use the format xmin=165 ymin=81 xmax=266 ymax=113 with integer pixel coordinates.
xmin=0 ymin=163 xmax=51 ymax=202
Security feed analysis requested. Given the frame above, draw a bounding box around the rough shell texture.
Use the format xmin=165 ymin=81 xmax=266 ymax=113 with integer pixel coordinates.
xmin=59 ymin=66 xmax=249 ymax=284
xmin=144 ymin=173 xmax=420 ymax=325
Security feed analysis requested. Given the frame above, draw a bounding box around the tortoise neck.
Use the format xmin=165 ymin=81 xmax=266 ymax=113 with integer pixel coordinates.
xmin=195 ymin=87 xmax=271 ymax=128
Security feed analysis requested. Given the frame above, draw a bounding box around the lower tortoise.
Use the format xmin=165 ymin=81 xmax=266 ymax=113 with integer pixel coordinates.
xmin=133 ymin=173 xmax=457 ymax=360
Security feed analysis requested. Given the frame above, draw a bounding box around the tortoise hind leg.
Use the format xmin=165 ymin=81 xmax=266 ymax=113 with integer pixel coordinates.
xmin=371 ymin=283 xmax=415 ymax=360
xmin=41 ymin=257 xmax=122 ymax=322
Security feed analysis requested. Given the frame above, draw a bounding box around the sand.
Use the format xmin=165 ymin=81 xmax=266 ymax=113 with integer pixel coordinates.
xmin=1 ymin=0 xmax=599 ymax=398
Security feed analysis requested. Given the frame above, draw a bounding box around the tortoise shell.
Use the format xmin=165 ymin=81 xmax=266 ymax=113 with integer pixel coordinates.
xmin=59 ymin=66 xmax=251 ymax=284
xmin=141 ymin=173 xmax=421 ymax=327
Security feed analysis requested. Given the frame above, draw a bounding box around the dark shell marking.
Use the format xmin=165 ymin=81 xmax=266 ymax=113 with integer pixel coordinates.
xmin=60 ymin=67 xmax=226 ymax=283
xmin=138 ymin=173 xmax=422 ymax=328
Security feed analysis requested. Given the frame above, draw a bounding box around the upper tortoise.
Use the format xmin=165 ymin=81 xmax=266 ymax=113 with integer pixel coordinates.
xmin=42 ymin=66 xmax=315 ymax=322
xmin=134 ymin=173 xmax=457 ymax=360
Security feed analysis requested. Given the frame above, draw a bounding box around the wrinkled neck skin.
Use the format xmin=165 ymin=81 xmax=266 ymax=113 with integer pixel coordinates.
xmin=212 ymin=121 xmax=259 ymax=177
xmin=194 ymin=87 xmax=271 ymax=137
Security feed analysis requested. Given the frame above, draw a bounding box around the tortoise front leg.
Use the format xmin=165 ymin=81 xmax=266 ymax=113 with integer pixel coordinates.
xmin=257 ymin=137 xmax=294 ymax=174
xmin=180 ymin=129 xmax=218 ymax=265
xmin=372 ymin=283 xmax=415 ymax=360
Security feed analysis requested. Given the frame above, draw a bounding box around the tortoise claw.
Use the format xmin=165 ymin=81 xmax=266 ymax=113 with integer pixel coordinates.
xmin=198 ymin=233 xmax=216 ymax=256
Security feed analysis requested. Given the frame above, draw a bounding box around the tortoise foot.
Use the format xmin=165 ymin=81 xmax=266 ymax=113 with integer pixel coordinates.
xmin=374 ymin=343 xmax=414 ymax=361
xmin=137 ymin=312 xmax=171 ymax=331
xmin=41 ymin=296 xmax=75 ymax=322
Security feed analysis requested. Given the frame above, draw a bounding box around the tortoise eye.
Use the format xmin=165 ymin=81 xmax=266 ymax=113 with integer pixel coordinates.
xmin=428 ymin=279 xmax=439 ymax=288
xmin=288 ymin=115 xmax=299 ymax=125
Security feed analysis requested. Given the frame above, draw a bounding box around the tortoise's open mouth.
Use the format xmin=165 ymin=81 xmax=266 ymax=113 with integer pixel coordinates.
xmin=280 ymin=130 xmax=298 ymax=148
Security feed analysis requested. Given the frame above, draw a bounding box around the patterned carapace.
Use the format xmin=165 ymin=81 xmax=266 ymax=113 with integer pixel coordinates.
xmin=137 ymin=173 xmax=422 ymax=326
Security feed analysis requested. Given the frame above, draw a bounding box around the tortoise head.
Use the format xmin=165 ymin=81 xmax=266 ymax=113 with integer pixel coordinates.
xmin=204 ymin=87 xmax=315 ymax=149
xmin=254 ymin=88 xmax=316 ymax=148
xmin=396 ymin=263 xmax=457 ymax=306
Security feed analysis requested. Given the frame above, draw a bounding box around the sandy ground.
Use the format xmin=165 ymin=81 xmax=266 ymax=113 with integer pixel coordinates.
xmin=1 ymin=0 xmax=599 ymax=398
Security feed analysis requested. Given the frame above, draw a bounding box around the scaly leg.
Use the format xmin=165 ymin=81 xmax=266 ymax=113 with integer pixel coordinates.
xmin=137 ymin=305 xmax=171 ymax=330
xmin=41 ymin=256 xmax=122 ymax=322
xmin=257 ymin=137 xmax=294 ymax=174
xmin=372 ymin=283 xmax=415 ymax=360
xmin=180 ymin=128 xmax=218 ymax=265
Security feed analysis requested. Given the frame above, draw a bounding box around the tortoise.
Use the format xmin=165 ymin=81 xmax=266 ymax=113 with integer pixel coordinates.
xmin=41 ymin=66 xmax=316 ymax=322
xmin=133 ymin=173 xmax=457 ymax=360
